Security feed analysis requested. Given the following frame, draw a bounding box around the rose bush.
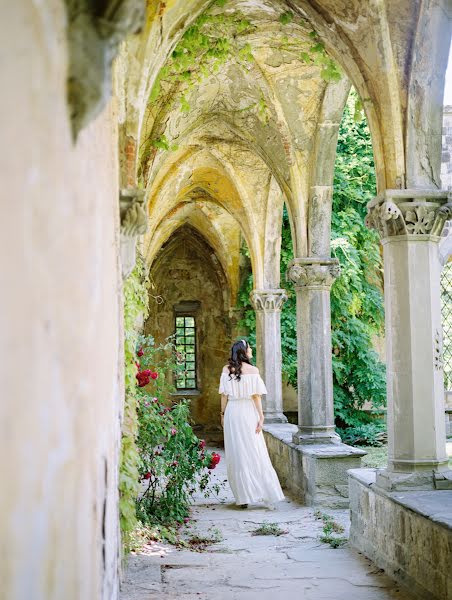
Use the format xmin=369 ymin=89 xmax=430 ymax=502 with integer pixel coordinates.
xmin=121 ymin=258 xmax=222 ymax=552
xmin=134 ymin=334 xmax=222 ymax=527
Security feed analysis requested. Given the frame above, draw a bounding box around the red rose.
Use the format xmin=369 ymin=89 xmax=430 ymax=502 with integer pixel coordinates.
xmin=150 ymin=372 xmax=158 ymax=380
xmin=137 ymin=372 xmax=150 ymax=387
xmin=170 ymin=428 xmax=177 ymax=436
xmin=199 ymin=439 xmax=206 ymax=450
xmin=142 ymin=370 xmax=152 ymax=376
xmin=208 ymin=452 xmax=221 ymax=469
xmin=172 ymin=460 xmax=178 ymax=467
xmin=183 ymin=517 xmax=190 ymax=524
xmin=143 ymin=472 xmax=151 ymax=480
xmin=137 ymin=347 xmax=144 ymax=357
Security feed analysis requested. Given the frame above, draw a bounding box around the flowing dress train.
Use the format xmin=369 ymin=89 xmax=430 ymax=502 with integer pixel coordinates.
xmin=219 ymin=371 xmax=286 ymax=506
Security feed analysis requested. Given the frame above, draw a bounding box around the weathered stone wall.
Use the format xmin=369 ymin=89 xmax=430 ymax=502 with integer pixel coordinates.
xmin=0 ymin=3 xmax=122 ymax=599
xmin=442 ymin=106 xmax=452 ymax=189
xmin=282 ymin=382 xmax=298 ymax=415
xmin=146 ymin=227 xmax=231 ymax=442
xmin=349 ymin=470 xmax=452 ymax=600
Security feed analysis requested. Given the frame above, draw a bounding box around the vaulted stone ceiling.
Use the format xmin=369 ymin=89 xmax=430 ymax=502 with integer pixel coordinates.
xmin=119 ymin=0 xmax=451 ymax=285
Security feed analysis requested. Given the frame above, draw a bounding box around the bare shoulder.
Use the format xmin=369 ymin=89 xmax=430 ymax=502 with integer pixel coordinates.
xmin=241 ymin=363 xmax=259 ymax=374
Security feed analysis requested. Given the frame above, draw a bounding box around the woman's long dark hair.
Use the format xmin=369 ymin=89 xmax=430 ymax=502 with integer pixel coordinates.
xmin=228 ymin=339 xmax=251 ymax=381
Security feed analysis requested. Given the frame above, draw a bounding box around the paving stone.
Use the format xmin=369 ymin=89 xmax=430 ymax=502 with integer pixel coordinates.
xmin=121 ymin=448 xmax=416 ymax=600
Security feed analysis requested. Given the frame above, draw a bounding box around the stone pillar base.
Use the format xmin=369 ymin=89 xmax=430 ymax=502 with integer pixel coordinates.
xmin=263 ymin=423 xmax=366 ymax=508
xmin=292 ymin=425 xmax=341 ymax=445
xmin=376 ymin=466 xmax=452 ymax=491
xmin=264 ymin=411 xmax=288 ymax=424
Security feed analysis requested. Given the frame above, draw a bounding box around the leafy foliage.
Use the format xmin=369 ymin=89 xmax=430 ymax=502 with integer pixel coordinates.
xmin=134 ymin=335 xmax=223 ymax=527
xmin=140 ymin=4 xmax=256 ymax=174
xmin=120 ymin=256 xmax=149 ymax=551
xmin=237 ymin=90 xmax=386 ymax=445
xmin=251 ymin=521 xmax=289 ymax=536
xmin=121 ymin=258 xmax=222 ymax=553
xmin=314 ymin=511 xmax=348 ymax=548
xmin=330 ymin=90 xmax=386 ymax=436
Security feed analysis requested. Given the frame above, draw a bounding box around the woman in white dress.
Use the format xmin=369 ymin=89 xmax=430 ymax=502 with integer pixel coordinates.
xmin=219 ymin=339 xmax=286 ymax=509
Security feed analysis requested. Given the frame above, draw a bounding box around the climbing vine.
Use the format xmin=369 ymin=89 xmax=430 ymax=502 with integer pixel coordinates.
xmin=139 ymin=2 xmax=255 ymax=177
xmin=237 ymin=90 xmax=387 ymax=446
xmin=140 ymin=1 xmax=343 ymax=179
xmin=277 ymin=10 xmax=342 ymax=83
xmin=119 ymin=255 xmax=149 ymax=551
xmin=120 ymin=256 xmax=223 ymax=552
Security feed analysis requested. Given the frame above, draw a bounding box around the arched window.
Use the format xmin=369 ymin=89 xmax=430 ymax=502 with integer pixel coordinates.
xmin=174 ymin=301 xmax=200 ymax=391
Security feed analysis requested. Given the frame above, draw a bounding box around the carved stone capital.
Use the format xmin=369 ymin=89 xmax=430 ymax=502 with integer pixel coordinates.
xmin=120 ymin=188 xmax=147 ymax=237
xmin=366 ymin=189 xmax=452 ymax=240
xmin=286 ymin=258 xmax=340 ymax=290
xmin=120 ymin=188 xmax=147 ymax=279
xmin=250 ymin=289 xmax=288 ymax=312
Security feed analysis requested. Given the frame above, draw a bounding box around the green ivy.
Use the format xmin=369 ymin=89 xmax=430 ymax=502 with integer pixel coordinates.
xmin=120 ymin=259 xmax=223 ymax=551
xmin=279 ymin=10 xmax=294 ymax=25
xmin=279 ymin=19 xmax=342 ymax=83
xmin=237 ymin=90 xmax=386 ymax=445
xmin=140 ymin=4 xmax=255 ymax=175
xmin=119 ymin=255 xmax=149 ymax=552
xmin=140 ymin=1 xmax=343 ymax=175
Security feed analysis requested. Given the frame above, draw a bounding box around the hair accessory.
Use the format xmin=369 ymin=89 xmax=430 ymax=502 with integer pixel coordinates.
xmin=241 ymin=339 xmax=247 ymax=348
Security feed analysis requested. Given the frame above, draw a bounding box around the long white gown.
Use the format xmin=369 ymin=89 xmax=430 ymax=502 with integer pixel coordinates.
xmin=219 ymin=370 xmax=286 ymax=507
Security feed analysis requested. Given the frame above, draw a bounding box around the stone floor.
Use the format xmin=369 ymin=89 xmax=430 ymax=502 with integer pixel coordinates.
xmin=120 ymin=447 xmax=415 ymax=600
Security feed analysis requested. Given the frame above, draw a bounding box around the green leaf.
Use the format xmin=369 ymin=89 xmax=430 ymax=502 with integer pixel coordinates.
xmin=279 ymin=11 xmax=294 ymax=25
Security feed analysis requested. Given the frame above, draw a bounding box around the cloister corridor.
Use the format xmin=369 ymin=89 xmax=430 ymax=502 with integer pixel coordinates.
xmin=3 ymin=1 xmax=452 ymax=600
xmin=121 ymin=447 xmax=413 ymax=600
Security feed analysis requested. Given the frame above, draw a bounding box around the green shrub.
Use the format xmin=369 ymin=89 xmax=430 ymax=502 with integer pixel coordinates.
xmin=134 ymin=334 xmax=223 ymax=528
xmin=121 ymin=258 xmax=222 ymax=552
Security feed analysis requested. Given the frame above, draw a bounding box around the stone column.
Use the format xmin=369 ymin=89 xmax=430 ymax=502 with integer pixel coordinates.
xmin=286 ymin=258 xmax=341 ymax=444
xmin=250 ymin=289 xmax=288 ymax=423
xmin=120 ymin=188 xmax=148 ymax=279
xmin=366 ymin=189 xmax=452 ymax=490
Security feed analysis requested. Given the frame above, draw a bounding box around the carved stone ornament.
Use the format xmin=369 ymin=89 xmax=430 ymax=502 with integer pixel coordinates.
xmin=250 ymin=289 xmax=288 ymax=312
xmin=286 ymin=258 xmax=340 ymax=289
xmin=65 ymin=0 xmax=145 ymax=140
xmin=434 ymin=329 xmax=444 ymax=371
xmin=366 ymin=190 xmax=452 ymax=240
xmin=120 ymin=188 xmax=147 ymax=237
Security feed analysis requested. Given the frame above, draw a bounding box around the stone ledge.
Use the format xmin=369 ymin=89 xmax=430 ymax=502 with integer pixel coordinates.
xmin=349 ymin=468 xmax=452 ymax=531
xmin=349 ymin=468 xmax=452 ymax=600
xmin=263 ymin=424 xmax=365 ymax=508
xmin=264 ymin=423 xmax=367 ymax=458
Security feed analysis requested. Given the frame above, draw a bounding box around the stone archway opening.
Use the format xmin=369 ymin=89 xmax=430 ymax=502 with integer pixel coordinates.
xmin=145 ymin=224 xmax=236 ymax=443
